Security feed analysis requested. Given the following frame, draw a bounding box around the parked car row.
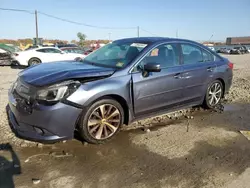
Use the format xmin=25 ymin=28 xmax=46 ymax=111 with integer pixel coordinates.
xmin=216 ymin=48 xmax=231 ymax=54
xmin=230 ymin=46 xmax=249 ymax=54
xmin=0 ymin=41 xmax=100 ymax=66
xmin=217 ymin=46 xmax=250 ymax=55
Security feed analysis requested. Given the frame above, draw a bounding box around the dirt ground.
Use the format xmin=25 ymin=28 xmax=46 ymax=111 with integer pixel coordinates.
xmin=0 ymin=54 xmax=250 ymax=188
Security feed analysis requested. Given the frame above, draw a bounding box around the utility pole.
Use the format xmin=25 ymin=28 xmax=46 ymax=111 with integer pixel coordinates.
xmin=208 ymin=34 xmax=213 ymax=42
xmin=35 ymin=10 xmax=38 ymax=45
xmin=176 ymin=29 xmax=178 ymax=38
xmin=137 ymin=26 xmax=140 ymax=37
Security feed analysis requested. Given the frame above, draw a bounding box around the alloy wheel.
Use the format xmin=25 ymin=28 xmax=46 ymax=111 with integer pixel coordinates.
xmin=31 ymin=60 xmax=40 ymax=65
xmin=87 ymin=104 xmax=121 ymax=140
xmin=208 ymin=82 xmax=222 ymax=106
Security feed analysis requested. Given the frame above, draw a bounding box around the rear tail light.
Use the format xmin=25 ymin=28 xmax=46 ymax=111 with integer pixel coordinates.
xmin=228 ymin=62 xmax=233 ymax=69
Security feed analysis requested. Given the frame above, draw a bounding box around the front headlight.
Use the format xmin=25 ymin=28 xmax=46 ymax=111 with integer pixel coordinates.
xmin=36 ymin=80 xmax=80 ymax=103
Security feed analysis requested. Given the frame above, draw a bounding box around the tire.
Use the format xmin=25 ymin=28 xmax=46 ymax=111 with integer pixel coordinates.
xmin=74 ymin=57 xmax=82 ymax=61
xmin=79 ymin=98 xmax=124 ymax=144
xmin=203 ymin=80 xmax=223 ymax=109
xmin=28 ymin=58 xmax=41 ymax=66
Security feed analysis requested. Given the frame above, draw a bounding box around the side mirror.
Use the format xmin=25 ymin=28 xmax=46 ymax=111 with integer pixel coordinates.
xmin=144 ymin=63 xmax=161 ymax=72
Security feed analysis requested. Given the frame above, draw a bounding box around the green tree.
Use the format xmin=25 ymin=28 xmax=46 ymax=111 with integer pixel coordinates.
xmin=77 ymin=32 xmax=87 ymax=47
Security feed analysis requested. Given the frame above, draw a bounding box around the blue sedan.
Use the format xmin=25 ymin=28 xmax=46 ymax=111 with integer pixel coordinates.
xmin=7 ymin=37 xmax=233 ymax=144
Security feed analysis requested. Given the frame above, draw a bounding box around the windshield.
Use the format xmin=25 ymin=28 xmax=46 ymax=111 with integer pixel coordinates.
xmin=82 ymin=42 xmax=148 ymax=68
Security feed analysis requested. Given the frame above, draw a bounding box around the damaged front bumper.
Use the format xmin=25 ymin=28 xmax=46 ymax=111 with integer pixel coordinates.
xmin=7 ymin=89 xmax=82 ymax=143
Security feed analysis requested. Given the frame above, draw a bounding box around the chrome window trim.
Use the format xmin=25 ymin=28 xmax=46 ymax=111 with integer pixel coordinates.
xmin=129 ymin=40 xmax=218 ymax=73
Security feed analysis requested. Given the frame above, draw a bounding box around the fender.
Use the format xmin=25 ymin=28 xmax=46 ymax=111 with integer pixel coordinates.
xmin=67 ymin=74 xmax=132 ymax=108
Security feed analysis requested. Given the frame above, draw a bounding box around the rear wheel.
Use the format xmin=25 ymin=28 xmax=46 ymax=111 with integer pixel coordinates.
xmin=203 ymin=80 xmax=223 ymax=109
xmin=74 ymin=57 xmax=82 ymax=61
xmin=79 ymin=99 xmax=124 ymax=144
xmin=28 ymin=58 xmax=41 ymax=66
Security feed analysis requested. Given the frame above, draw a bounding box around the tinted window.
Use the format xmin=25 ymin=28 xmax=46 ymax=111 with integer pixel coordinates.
xmin=47 ymin=48 xmax=61 ymax=53
xmin=62 ymin=48 xmax=84 ymax=54
xmin=36 ymin=49 xmax=46 ymax=53
xmin=202 ymin=50 xmax=214 ymax=62
xmin=134 ymin=43 xmax=180 ymax=72
xmin=181 ymin=44 xmax=202 ymax=64
xmin=36 ymin=48 xmax=61 ymax=53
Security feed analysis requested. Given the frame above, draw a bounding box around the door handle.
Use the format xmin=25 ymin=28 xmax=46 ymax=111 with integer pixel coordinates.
xmin=174 ymin=73 xmax=182 ymax=79
xmin=207 ymin=67 xmax=215 ymax=72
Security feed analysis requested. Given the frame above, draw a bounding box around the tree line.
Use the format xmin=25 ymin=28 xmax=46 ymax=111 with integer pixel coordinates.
xmin=0 ymin=32 xmax=110 ymax=47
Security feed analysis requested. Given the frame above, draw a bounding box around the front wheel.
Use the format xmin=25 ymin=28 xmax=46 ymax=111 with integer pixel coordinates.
xmin=203 ymin=80 xmax=223 ymax=109
xmin=79 ymin=99 xmax=124 ymax=144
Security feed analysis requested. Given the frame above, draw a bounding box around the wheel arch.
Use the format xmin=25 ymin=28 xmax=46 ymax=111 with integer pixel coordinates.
xmin=215 ymin=78 xmax=225 ymax=97
xmin=28 ymin=57 xmax=42 ymax=64
xmin=87 ymin=94 xmax=130 ymax=125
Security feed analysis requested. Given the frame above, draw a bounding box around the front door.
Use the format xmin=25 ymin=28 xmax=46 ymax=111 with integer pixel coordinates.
xmin=132 ymin=43 xmax=184 ymax=116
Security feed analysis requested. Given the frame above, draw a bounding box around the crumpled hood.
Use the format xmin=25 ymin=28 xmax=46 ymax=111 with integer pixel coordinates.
xmin=19 ymin=61 xmax=115 ymax=86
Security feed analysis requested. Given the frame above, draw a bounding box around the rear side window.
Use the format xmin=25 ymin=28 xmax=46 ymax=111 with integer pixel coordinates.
xmin=36 ymin=48 xmax=61 ymax=53
xmin=202 ymin=50 xmax=214 ymax=62
xmin=181 ymin=44 xmax=216 ymax=64
xmin=36 ymin=49 xmax=46 ymax=53
xmin=47 ymin=48 xmax=61 ymax=53
xmin=181 ymin=44 xmax=202 ymax=64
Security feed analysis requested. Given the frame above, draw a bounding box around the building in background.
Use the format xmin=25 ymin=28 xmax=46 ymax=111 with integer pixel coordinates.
xmin=226 ymin=36 xmax=250 ymax=45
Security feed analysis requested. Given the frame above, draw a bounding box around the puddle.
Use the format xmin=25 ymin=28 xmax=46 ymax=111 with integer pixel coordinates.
xmin=223 ymin=104 xmax=243 ymax=112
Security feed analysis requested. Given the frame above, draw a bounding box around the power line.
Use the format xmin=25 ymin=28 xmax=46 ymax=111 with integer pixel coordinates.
xmin=140 ymin=28 xmax=159 ymax=37
xmin=0 ymin=7 xmax=34 ymax=14
xmin=0 ymin=7 xmax=158 ymax=37
xmin=38 ymin=11 xmax=136 ymax=30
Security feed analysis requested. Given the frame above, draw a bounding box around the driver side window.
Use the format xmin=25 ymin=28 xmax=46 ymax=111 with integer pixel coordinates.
xmin=133 ymin=43 xmax=180 ymax=72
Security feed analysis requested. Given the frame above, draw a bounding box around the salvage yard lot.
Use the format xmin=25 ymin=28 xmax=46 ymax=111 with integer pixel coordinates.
xmin=1 ymin=54 xmax=250 ymax=188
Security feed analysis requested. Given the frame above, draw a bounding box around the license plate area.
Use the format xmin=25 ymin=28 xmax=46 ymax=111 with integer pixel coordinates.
xmin=13 ymin=90 xmax=33 ymax=114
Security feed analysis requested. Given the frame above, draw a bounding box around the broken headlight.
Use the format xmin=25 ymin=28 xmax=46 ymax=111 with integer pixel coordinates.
xmin=36 ymin=80 xmax=81 ymax=103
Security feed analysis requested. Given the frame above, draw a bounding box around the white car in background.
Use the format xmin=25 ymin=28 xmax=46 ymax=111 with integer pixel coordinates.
xmin=12 ymin=47 xmax=86 ymax=66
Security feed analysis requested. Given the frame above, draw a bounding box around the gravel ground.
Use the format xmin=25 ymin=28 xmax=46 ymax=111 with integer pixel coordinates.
xmin=0 ymin=54 xmax=250 ymax=188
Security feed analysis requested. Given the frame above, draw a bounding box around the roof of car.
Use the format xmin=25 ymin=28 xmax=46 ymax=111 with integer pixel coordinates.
xmin=36 ymin=47 xmax=59 ymax=49
xmin=114 ymin=37 xmax=196 ymax=44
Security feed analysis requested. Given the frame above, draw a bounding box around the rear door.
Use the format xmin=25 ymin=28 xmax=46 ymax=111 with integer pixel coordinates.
xmin=131 ymin=43 xmax=184 ymax=116
xmin=180 ymin=43 xmax=217 ymax=103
